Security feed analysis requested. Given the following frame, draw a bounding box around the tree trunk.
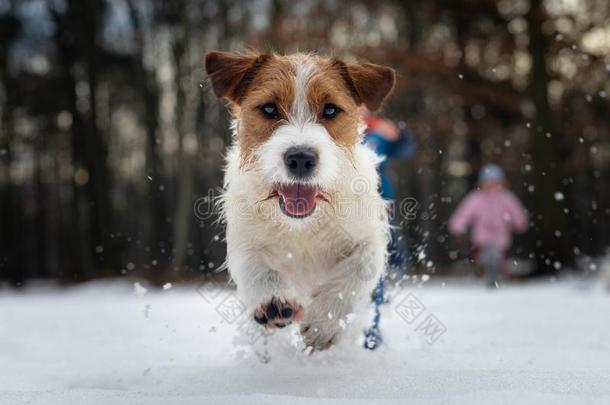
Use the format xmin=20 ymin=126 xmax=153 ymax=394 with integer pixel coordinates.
xmin=171 ymin=0 xmax=195 ymax=275
xmin=526 ymin=0 xmax=571 ymax=272
xmin=81 ymin=0 xmax=117 ymax=275
xmin=50 ymin=0 xmax=116 ymax=280
xmin=0 ymin=11 xmax=26 ymax=285
xmin=126 ymin=0 xmax=171 ymax=276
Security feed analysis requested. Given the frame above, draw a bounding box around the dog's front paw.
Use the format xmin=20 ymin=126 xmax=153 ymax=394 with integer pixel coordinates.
xmin=253 ymin=296 xmax=304 ymax=329
xmin=300 ymin=309 xmax=343 ymax=352
xmin=300 ymin=323 xmax=337 ymax=352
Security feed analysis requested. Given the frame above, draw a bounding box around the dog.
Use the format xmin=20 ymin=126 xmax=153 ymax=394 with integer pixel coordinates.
xmin=205 ymin=51 xmax=395 ymax=351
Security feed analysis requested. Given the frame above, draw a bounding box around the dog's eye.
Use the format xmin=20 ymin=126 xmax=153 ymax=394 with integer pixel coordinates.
xmin=322 ymin=103 xmax=341 ymax=119
xmin=260 ymin=103 xmax=279 ymax=119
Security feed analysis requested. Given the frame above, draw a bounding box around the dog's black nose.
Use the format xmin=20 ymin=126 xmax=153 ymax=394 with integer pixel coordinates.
xmin=284 ymin=146 xmax=318 ymax=179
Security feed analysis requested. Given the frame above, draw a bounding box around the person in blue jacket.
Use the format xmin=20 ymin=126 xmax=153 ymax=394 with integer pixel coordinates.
xmin=362 ymin=110 xmax=417 ymax=350
xmin=363 ymin=111 xmax=417 ymax=276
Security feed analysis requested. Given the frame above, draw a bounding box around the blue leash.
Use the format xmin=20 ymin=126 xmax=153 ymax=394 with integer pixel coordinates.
xmin=363 ymin=276 xmax=385 ymax=350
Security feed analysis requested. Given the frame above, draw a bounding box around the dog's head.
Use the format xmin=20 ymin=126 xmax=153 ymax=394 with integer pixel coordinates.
xmin=205 ymin=51 xmax=394 ymax=220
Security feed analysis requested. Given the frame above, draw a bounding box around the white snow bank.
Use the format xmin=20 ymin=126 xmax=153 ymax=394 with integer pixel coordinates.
xmin=0 ymin=278 xmax=609 ymax=404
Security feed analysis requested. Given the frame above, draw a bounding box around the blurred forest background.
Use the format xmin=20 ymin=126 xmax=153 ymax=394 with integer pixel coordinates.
xmin=0 ymin=0 xmax=608 ymax=286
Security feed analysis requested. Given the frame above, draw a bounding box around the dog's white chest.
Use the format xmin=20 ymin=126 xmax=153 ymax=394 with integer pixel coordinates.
xmin=259 ymin=235 xmax=338 ymax=297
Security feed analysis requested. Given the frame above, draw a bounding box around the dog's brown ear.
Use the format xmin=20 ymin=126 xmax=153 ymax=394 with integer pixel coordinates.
xmin=204 ymin=51 xmax=270 ymax=103
xmin=340 ymin=61 xmax=395 ymax=111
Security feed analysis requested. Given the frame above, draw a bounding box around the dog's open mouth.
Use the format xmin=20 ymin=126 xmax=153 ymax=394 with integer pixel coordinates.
xmin=273 ymin=183 xmax=320 ymax=218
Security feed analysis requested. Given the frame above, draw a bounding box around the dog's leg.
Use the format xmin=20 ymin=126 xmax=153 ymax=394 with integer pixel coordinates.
xmin=300 ymin=244 xmax=385 ymax=351
xmin=229 ymin=252 xmax=303 ymax=329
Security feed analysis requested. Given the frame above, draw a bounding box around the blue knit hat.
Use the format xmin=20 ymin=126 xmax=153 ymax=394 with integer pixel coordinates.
xmin=479 ymin=164 xmax=505 ymax=184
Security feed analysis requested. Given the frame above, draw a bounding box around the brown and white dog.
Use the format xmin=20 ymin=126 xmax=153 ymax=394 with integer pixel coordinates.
xmin=205 ymin=51 xmax=395 ymax=351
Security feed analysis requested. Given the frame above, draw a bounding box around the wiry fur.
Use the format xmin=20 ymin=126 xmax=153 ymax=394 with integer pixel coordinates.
xmin=206 ymin=51 xmax=395 ymax=350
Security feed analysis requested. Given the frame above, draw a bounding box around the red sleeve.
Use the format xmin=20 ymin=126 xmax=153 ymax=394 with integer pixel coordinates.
xmin=365 ymin=115 xmax=381 ymax=131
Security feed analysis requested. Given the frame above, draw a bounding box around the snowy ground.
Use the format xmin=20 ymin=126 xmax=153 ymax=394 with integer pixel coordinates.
xmin=1 ymin=277 xmax=609 ymax=405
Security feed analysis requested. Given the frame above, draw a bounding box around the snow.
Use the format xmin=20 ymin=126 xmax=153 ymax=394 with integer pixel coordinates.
xmin=1 ymin=278 xmax=609 ymax=404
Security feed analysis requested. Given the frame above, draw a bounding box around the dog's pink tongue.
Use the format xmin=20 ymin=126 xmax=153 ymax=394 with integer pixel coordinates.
xmin=277 ymin=184 xmax=318 ymax=216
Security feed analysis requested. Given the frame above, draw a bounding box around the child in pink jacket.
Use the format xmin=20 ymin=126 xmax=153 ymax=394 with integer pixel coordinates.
xmin=449 ymin=164 xmax=528 ymax=286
